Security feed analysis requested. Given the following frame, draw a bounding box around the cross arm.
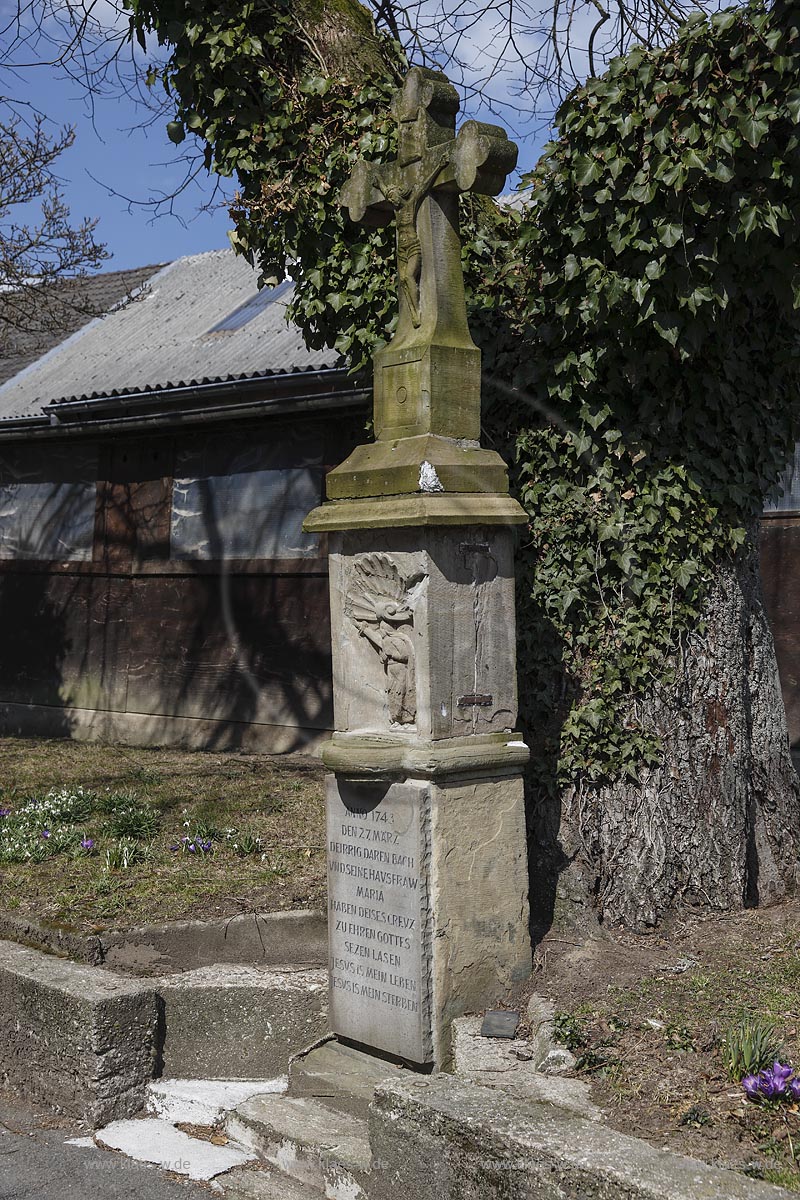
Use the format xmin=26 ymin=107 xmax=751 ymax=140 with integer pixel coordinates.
xmin=450 ymin=120 xmax=519 ymax=196
xmin=340 ymin=159 xmax=395 ymax=228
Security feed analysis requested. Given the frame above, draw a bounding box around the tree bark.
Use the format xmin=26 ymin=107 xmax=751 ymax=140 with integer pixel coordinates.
xmin=549 ymin=540 xmax=800 ymax=930
xmin=292 ymin=0 xmax=394 ymax=78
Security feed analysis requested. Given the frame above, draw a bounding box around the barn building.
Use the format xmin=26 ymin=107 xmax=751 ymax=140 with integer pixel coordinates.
xmin=1 ymin=249 xmax=799 ymax=762
xmin=0 ymin=250 xmax=366 ymax=752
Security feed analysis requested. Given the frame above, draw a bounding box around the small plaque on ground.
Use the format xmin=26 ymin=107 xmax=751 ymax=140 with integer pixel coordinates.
xmin=480 ymin=1010 xmax=519 ymax=1039
xmin=327 ymin=776 xmax=432 ymax=1065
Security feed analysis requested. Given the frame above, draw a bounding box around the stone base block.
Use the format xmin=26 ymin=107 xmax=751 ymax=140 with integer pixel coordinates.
xmin=156 ymin=965 xmax=328 ymax=1079
xmin=0 ymin=939 xmax=157 ymax=1126
xmin=226 ymin=1092 xmax=370 ymax=1198
xmin=327 ymin=773 xmax=531 ymax=1068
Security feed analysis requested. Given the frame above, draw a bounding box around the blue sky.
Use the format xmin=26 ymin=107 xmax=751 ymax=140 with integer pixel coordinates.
xmin=7 ymin=40 xmax=549 ymax=274
xmin=9 ymin=59 xmax=236 ymax=271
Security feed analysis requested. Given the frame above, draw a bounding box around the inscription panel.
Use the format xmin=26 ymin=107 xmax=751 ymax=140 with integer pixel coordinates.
xmin=326 ymin=776 xmax=432 ymax=1065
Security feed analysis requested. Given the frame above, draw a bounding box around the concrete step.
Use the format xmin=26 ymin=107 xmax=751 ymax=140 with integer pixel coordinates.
xmin=225 ymin=1092 xmax=371 ymax=1199
xmin=215 ymin=1163 xmax=320 ymax=1199
xmin=156 ymin=964 xmax=327 ymax=1079
xmin=146 ymin=1078 xmax=286 ymax=1126
xmin=289 ymin=1039 xmax=410 ymax=1119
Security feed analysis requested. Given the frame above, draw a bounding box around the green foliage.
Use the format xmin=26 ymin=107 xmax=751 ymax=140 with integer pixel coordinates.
xmin=553 ymin=1010 xmax=590 ymax=1050
xmin=475 ymin=0 xmax=800 ymax=797
xmin=0 ymin=788 xmax=96 ymax=863
xmin=104 ymin=796 xmax=160 ymax=840
xmin=228 ymin=831 xmax=264 ymax=857
xmin=127 ymin=0 xmax=404 ymax=365
xmin=724 ymin=1015 xmax=785 ymax=1080
xmin=104 ymin=839 xmax=147 ymax=871
xmin=128 ymin=0 xmax=800 ymax=806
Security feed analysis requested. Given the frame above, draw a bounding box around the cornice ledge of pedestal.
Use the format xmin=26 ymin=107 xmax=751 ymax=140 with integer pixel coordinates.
xmin=325 ymin=435 xmax=510 ymax=500
xmin=303 ymin=492 xmax=528 ymax=532
xmin=322 ymin=732 xmax=530 ymax=779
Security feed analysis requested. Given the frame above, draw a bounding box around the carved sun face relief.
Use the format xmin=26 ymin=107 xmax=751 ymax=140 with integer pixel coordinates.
xmin=345 ymin=553 xmax=421 ymax=726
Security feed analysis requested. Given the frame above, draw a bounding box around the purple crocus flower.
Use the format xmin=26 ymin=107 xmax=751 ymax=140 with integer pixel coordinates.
xmin=743 ymin=1062 xmax=799 ymax=1103
xmin=0 ymin=807 xmax=11 ymax=818
xmin=761 ymin=1062 xmax=794 ymax=1099
xmin=80 ymin=837 xmax=94 ymax=851
xmin=41 ymin=829 xmax=50 ymax=839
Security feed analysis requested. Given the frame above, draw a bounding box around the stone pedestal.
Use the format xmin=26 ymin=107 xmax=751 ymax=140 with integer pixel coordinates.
xmin=303 ymin=513 xmax=533 ymax=1068
xmin=327 ymin=773 xmax=529 ymax=1068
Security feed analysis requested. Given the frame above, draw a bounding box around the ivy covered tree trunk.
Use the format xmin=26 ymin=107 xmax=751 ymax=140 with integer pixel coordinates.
xmin=539 ymin=540 xmax=800 ymax=931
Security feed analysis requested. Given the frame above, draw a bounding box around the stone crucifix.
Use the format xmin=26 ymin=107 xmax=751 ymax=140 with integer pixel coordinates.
xmin=305 ymin=68 xmax=531 ymax=1070
xmin=339 ymin=67 xmax=518 ymax=446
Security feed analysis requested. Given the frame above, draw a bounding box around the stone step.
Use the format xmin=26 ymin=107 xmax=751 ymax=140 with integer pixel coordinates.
xmin=225 ymin=1092 xmax=371 ymax=1199
xmin=289 ymin=1038 xmax=410 ymax=1119
xmin=156 ymin=964 xmax=327 ymax=1079
xmin=0 ymin=938 xmax=156 ymax=1127
xmin=215 ymin=1164 xmax=320 ymax=1199
xmin=147 ymin=1078 xmax=286 ymax=1126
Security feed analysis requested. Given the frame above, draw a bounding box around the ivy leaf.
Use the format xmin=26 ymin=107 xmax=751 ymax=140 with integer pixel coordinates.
xmin=659 ymin=224 xmax=683 ymax=248
xmin=577 ymin=158 xmax=603 ymax=188
xmin=652 ymin=314 xmax=681 ymax=346
xmin=739 ymin=206 xmax=759 ymax=239
xmin=672 ymin=561 xmax=697 ymax=589
xmin=738 ymin=112 xmax=770 ymax=148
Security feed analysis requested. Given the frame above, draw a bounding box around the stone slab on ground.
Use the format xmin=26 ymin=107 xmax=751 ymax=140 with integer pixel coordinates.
xmin=0 ymin=938 xmax=157 ymax=1126
xmin=156 ymin=965 xmax=328 ymax=1079
xmin=147 ymin=1078 xmax=287 ymax=1127
xmin=289 ymin=1039 xmax=409 ymax=1119
xmin=96 ymin=1117 xmax=255 ymax=1181
xmin=451 ymin=1014 xmax=600 ymax=1120
xmin=226 ymin=1092 xmax=371 ymax=1198
xmin=369 ymin=1074 xmax=795 ymax=1200
xmin=212 ymin=1164 xmax=318 ymax=1199
xmin=102 ymin=910 xmax=327 ymax=975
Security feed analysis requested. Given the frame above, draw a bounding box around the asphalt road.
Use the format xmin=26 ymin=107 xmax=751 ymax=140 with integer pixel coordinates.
xmin=0 ymin=1094 xmax=208 ymax=1200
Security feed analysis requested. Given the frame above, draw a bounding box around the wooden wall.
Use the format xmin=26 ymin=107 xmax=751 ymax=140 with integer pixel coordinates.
xmin=0 ymin=411 xmax=362 ymax=752
xmin=3 ymin=418 xmax=798 ymax=758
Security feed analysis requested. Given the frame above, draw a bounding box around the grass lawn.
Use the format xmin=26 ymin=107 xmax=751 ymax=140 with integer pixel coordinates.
xmin=0 ymin=738 xmax=326 ymax=931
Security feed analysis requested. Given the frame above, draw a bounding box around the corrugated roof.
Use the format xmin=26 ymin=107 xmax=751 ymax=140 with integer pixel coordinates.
xmin=0 ymin=264 xmax=161 ymax=389
xmin=0 ymin=250 xmax=340 ymax=421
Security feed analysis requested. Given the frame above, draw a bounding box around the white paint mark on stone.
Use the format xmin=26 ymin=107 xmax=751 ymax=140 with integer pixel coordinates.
xmin=95 ymin=1118 xmax=255 ymax=1181
xmin=147 ymin=1077 xmax=286 ymax=1126
xmin=418 ymin=461 xmax=444 ymax=492
xmin=327 ymin=1168 xmax=366 ymax=1200
xmin=65 ymin=1136 xmax=97 ymax=1149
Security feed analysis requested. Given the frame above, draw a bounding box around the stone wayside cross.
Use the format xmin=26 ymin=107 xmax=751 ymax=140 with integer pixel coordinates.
xmin=304 ymin=68 xmax=532 ymax=1071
